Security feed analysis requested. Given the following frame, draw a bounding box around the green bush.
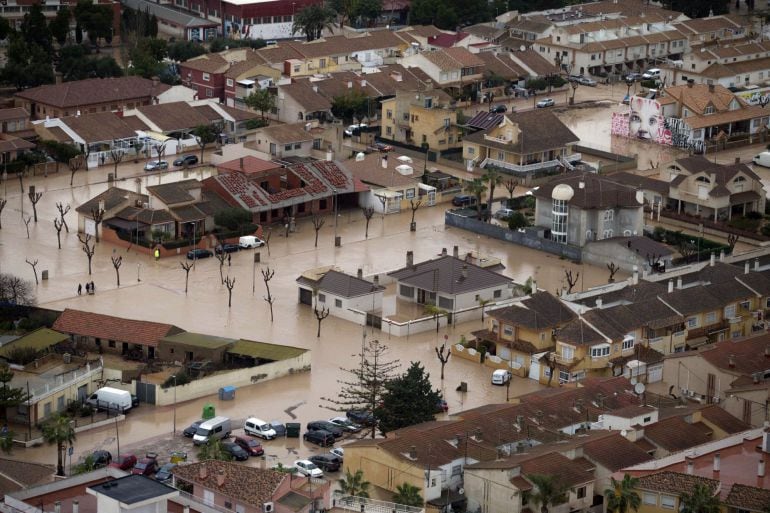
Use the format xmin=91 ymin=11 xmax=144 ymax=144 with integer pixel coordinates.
xmin=728 ymin=216 xmax=760 ymax=232
xmin=747 ymin=211 xmax=763 ymax=220
xmin=762 ymin=224 xmax=770 ymax=237
xmin=245 ymin=118 xmax=269 ymax=130
xmin=161 ymin=372 xmax=191 ymax=389
xmin=640 ymin=79 xmax=657 ymax=89
xmin=508 ymin=212 xmax=530 ymax=229
xmin=5 ymin=347 xmax=39 ymax=365
xmin=214 ymin=207 xmax=253 ymax=231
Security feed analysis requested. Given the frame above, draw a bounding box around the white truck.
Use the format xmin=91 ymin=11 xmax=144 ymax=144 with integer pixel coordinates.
xmin=86 ymin=387 xmax=133 ymax=413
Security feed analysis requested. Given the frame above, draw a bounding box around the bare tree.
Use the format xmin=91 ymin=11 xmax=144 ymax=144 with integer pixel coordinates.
xmin=56 ymin=203 xmax=71 ymax=233
xmin=0 ymin=273 xmax=35 ymax=305
xmin=180 ymin=261 xmax=193 ymax=294
xmin=262 ymin=267 xmax=276 ymax=322
xmin=677 ymin=239 xmax=697 ymax=263
xmin=111 ymin=255 xmax=122 ymax=287
xmin=68 ymin=154 xmax=85 ymax=186
xmin=25 ymin=258 xmax=39 ymax=285
xmin=646 ymin=252 xmax=662 ymax=272
xmin=110 ymin=148 xmax=125 ymax=179
xmin=90 ymin=206 xmax=105 ymax=243
xmin=27 ymin=187 xmax=42 ymax=223
xmin=564 ymin=269 xmax=579 ymax=294
xmin=78 ymin=233 xmax=95 ymax=275
xmin=409 ymin=198 xmax=422 ymax=230
xmin=23 ymin=216 xmax=31 ymax=238
xmin=362 ymin=206 xmax=374 ymax=239
xmin=153 ymin=142 xmax=168 ymax=166
xmin=263 ymin=228 xmax=272 ymax=257
xmin=377 ymin=194 xmax=387 ymax=219
xmin=435 ymin=341 xmax=451 ymax=380
xmin=53 ymin=218 xmax=64 ymax=249
xmin=311 ymin=213 xmax=325 ymax=248
xmin=569 ymin=79 xmax=579 ymax=104
xmin=728 ymin=233 xmax=739 ymax=252
xmin=607 ymin=262 xmax=620 ymax=283
xmin=314 ymin=304 xmax=330 ymax=337
xmin=214 ymin=249 xmax=227 ymax=284
xmin=224 ymin=275 xmax=235 ymax=308
xmin=0 ymin=198 xmax=6 ymax=230
xmin=504 ymin=178 xmax=518 ymax=201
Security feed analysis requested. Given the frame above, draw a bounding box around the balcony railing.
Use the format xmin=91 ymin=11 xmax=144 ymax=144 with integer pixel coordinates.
xmin=480 ymin=153 xmax=582 ymax=174
xmin=333 ymin=493 xmax=423 ymax=513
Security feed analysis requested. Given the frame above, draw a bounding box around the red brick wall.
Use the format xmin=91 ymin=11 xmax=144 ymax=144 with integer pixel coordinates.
xmin=179 ymin=66 xmax=226 ymax=101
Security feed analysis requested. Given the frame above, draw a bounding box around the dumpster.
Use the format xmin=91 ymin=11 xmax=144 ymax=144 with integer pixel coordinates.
xmin=170 ymin=451 xmax=187 ymax=464
xmin=202 ymin=403 xmax=216 ymax=420
xmin=219 ymin=386 xmax=236 ymax=401
xmin=286 ymin=422 xmax=301 ymax=438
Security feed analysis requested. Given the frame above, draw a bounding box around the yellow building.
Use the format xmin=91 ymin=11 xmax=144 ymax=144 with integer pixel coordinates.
xmin=633 ymin=472 xmax=721 ymax=513
xmin=380 ymin=89 xmax=461 ymax=151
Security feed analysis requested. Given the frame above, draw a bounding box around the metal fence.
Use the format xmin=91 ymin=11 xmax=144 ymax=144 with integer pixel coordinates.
xmin=332 ymin=493 xmax=424 ymax=513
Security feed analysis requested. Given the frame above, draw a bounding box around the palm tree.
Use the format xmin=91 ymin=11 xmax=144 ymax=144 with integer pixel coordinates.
xmin=42 ymin=413 xmax=76 ymax=476
xmin=393 ymin=482 xmax=423 ymax=507
xmin=465 ymin=178 xmax=488 ymax=220
xmin=339 ymin=469 xmax=370 ymax=498
xmin=605 ymin=474 xmax=641 ymax=513
xmin=482 ymin=167 xmax=503 ymax=221
xmin=528 ymin=474 xmax=569 ymax=513
xmin=197 ymin=438 xmax=232 ymax=461
xmin=679 ymin=483 xmax=720 ymax=513
xmin=292 ymin=4 xmax=336 ymax=41
xmin=424 ymin=304 xmax=448 ymax=333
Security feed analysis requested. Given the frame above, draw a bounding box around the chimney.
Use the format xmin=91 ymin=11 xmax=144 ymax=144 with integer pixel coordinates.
xmin=453 ymin=245 xmax=459 ymax=258
xmin=756 ymin=258 xmax=761 ymax=271
xmin=746 ymin=261 xmax=751 ymax=274
xmin=441 ymin=248 xmax=447 ymax=256
xmin=326 ymin=148 xmax=334 ymax=161
xmin=713 ymin=453 xmax=721 ymax=473
xmin=409 ymin=445 xmax=417 ymax=459
xmin=760 ymin=458 xmax=766 ymax=477
xmin=735 ymin=157 xmax=741 ymax=164
xmin=199 ymin=465 xmax=208 ymax=480
xmin=728 ymin=354 xmax=736 ymax=368
xmin=55 ymin=502 xmax=61 ymax=513
xmin=719 ymin=249 xmax=725 ymax=262
xmin=347 ymin=81 xmax=353 ymax=89
xmin=461 ymin=264 xmax=468 ymax=280
xmin=708 ymin=83 xmax=715 ymax=93
xmin=686 ymin=457 xmax=694 ymax=474
xmin=531 ymin=280 xmax=537 ymax=293
xmin=632 ymin=265 xmax=639 ymax=285
xmin=668 ymin=279 xmax=674 ymax=293
xmin=596 ymin=298 xmax=603 ymax=308
xmin=676 ymin=276 xmax=683 ymax=290
xmin=216 ymin=470 xmax=225 ymax=487
xmin=239 ymin=157 xmax=244 ymax=170
xmin=357 ymin=268 xmax=363 ymax=279
xmin=710 ymin=252 xmax=715 ymax=267
xmin=406 ymin=251 xmax=414 ymax=268
xmin=361 ymin=79 xmax=367 ymax=87
xmin=72 ymin=501 xmax=79 ymax=513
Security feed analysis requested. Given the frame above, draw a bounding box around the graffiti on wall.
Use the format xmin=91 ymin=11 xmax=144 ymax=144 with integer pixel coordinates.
xmin=612 ymin=96 xmax=704 ymax=151
xmin=734 ymin=87 xmax=770 ymax=107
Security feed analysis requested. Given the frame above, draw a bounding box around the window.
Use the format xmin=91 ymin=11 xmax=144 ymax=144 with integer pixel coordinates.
xmin=294 ymin=143 xmax=301 ymax=149
xmin=57 ymin=396 xmax=65 ymax=411
xmin=386 ymin=109 xmax=392 ymax=119
xmin=643 ymin=416 xmax=651 ymax=423
xmin=705 ymin=311 xmax=717 ymax=324
xmin=603 ymin=209 xmax=614 ymax=222
xmin=590 ymin=345 xmax=610 ymax=358
xmin=622 ymin=336 xmax=634 ymax=351
xmin=225 ymin=502 xmax=233 ymax=509
xmin=422 ymin=135 xmax=427 ymax=144
xmin=318 ymin=293 xmax=326 ymax=303
xmin=503 ymin=325 xmax=513 ymax=337
xmin=724 ymin=304 xmax=736 ymax=318
xmin=226 ymin=78 xmax=233 ymax=87
xmin=559 ymin=370 xmax=570 ymax=383
xmin=313 ymin=138 xmax=322 ymax=150
xmin=438 ymin=296 xmax=454 ymax=309
xmin=493 ymin=289 xmax=502 ymax=298
xmin=643 ymin=493 xmax=657 ymax=505
xmin=319 ymin=58 xmax=326 ymax=68
xmin=561 ymin=345 xmax=574 ymax=360
xmin=687 ymin=317 xmax=698 ymax=328
xmin=206 ymin=88 xmax=213 ymax=98
xmin=335 ymin=299 xmax=342 ymax=308
xmin=285 ymin=144 xmax=292 ymax=151
xmin=451 ymin=465 xmax=462 ymax=476
xmin=386 ymin=126 xmax=392 ymax=136
xmin=400 ymin=284 xmax=414 ymax=297
xmin=319 ymin=199 xmax=327 ymax=209
xmin=468 ymin=147 xmax=475 ymax=155
xmin=202 ymin=73 xmax=210 ymax=81
xmin=577 ymin=487 xmax=586 ymax=499
xmin=44 ymin=402 xmax=51 ymax=417
xmin=108 ymin=340 xmax=116 ymax=348
xmin=661 ymin=495 xmax=676 ymax=509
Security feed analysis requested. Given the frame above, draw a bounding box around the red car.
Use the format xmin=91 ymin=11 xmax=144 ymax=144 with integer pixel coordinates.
xmin=109 ymin=453 xmax=137 ymax=470
xmin=234 ymin=435 xmax=264 ymax=456
xmin=132 ymin=453 xmax=158 ymax=476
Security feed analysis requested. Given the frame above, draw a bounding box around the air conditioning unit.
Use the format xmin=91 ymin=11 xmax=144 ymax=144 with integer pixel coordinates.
xmin=263 ymin=503 xmax=274 ymax=513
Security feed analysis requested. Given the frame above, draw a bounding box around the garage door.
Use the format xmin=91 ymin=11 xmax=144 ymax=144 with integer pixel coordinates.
xmin=299 ymin=287 xmax=313 ymax=306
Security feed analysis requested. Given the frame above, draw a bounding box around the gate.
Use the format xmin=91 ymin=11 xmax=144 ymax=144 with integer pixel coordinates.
xmin=366 ymin=313 xmax=382 ymax=330
xmin=136 ymin=381 xmax=156 ymax=405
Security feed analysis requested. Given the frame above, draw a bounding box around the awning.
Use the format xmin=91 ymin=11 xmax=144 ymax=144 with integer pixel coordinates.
xmin=142 ymin=131 xmax=174 ymax=142
xmin=687 ymin=336 xmax=709 ymax=348
xmin=373 ymin=189 xmax=404 ymax=199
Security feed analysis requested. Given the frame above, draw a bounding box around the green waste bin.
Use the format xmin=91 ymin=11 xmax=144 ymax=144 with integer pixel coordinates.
xmin=286 ymin=422 xmax=301 ymax=438
xmin=202 ymin=403 xmax=216 ymax=420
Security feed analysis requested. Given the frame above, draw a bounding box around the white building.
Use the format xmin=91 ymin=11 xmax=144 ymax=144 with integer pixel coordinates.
xmin=296 ymin=267 xmax=384 ymax=325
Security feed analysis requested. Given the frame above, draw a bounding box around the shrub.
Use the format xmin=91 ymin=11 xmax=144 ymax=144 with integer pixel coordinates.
xmin=214 ymin=207 xmax=253 ymax=231
xmin=762 ymin=224 xmax=770 ymax=237
xmin=728 ymin=216 xmax=760 ymax=232
xmin=747 ymin=211 xmax=763 ymax=220
xmin=640 ymin=79 xmax=657 ymax=89
xmin=508 ymin=212 xmax=530 ymax=229
xmin=161 ymin=372 xmax=191 ymax=389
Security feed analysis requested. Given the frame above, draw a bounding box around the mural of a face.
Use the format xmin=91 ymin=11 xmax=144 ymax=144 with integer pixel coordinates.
xmin=629 ymin=97 xmax=663 ymax=140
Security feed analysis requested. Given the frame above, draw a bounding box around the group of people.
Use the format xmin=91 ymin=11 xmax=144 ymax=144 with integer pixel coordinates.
xmin=77 ymin=282 xmax=96 ymax=295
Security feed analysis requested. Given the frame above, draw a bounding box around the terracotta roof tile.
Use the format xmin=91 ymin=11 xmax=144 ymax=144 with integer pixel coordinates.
xmin=697 ymin=332 xmax=770 ymax=376
xmin=489 ymin=292 xmax=576 ymax=330
xmin=724 ymin=484 xmax=770 ymax=512
xmin=52 ymin=309 xmax=181 ymax=348
xmin=642 ymin=416 xmax=713 ymax=452
xmin=582 ymin=433 xmax=652 ymax=471
xmin=15 ymin=77 xmax=170 ymax=109
xmin=636 ymin=471 xmax=720 ymax=496
xmin=520 ymin=452 xmax=594 ymax=487
xmin=173 ymin=460 xmax=286 ymax=507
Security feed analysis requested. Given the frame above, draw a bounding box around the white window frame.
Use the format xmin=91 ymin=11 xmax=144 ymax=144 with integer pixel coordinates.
xmin=622 ymin=335 xmax=634 ymax=351
xmin=687 ymin=317 xmax=698 ymax=328
xmin=590 ymin=344 xmax=610 ymax=358
xmin=561 ymin=345 xmax=574 ymax=360
xmin=643 ymin=493 xmax=657 ymax=506
xmin=705 ymin=311 xmax=717 ymax=324
xmin=724 ymin=304 xmax=736 ymax=318
xmin=661 ymin=495 xmax=676 ymax=509
xmin=202 ymin=73 xmax=210 ymax=82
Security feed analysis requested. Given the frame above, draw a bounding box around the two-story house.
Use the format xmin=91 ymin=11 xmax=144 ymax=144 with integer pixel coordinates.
xmin=251 ymin=122 xmax=315 ymax=159
xmin=275 ymin=80 xmax=333 ymax=124
xmin=401 ymin=47 xmax=484 ymax=88
xmin=380 ymin=88 xmax=459 ymax=150
xmin=463 ymin=110 xmax=580 ymax=182
xmin=668 ymin=40 xmax=770 ymax=89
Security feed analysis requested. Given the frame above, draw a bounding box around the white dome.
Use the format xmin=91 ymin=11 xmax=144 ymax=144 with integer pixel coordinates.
xmin=551 ymin=184 xmax=575 ymax=201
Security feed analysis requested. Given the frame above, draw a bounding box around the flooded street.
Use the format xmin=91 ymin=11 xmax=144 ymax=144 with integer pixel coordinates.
xmin=1 ymin=140 xmax=617 ymax=469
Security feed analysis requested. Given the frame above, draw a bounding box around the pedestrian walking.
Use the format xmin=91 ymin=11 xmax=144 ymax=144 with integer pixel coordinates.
xmin=84 ymin=282 xmax=90 ymax=294
xmin=77 ymin=283 xmax=82 ymax=295
xmin=90 ymin=281 xmax=95 ymax=293
xmin=228 ymin=254 xmax=231 ymax=266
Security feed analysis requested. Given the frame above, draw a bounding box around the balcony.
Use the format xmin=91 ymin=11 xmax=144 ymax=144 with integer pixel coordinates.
xmin=480 ymin=153 xmax=581 ymax=174
xmin=483 ymin=133 xmax=512 ymax=144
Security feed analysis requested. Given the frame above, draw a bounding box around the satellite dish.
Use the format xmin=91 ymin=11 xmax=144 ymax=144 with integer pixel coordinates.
xmin=621 ymin=429 xmax=627 ymax=437
xmin=520 ymin=45 xmax=526 ymax=52
xmin=634 ymin=382 xmax=646 ymax=395
xmin=458 ymin=488 xmax=465 ymax=495
xmin=630 ymin=377 xmax=637 ymax=385
xmin=355 ymin=152 xmax=366 ymax=162
xmin=396 ymin=164 xmax=413 ymax=175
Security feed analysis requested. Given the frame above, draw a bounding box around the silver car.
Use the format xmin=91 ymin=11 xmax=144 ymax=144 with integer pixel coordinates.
xmin=536 ymin=98 xmax=555 ymax=108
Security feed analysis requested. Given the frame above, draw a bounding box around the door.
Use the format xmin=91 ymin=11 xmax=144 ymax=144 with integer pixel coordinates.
xmin=427 ymin=189 xmax=436 ymax=206
xmin=136 ymin=382 xmax=156 ymax=405
xmin=122 ymin=342 xmax=128 ymax=355
xmin=77 ymin=384 xmax=88 ymax=403
xmin=529 ymin=355 xmax=541 ymax=380
xmin=299 ymin=288 xmax=313 ymax=305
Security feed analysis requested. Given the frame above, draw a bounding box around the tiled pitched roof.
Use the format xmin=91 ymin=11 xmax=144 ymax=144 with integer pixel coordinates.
xmin=52 ymin=309 xmax=180 ymax=347
xmin=699 ymin=405 xmax=751 ymax=434
xmin=173 ymin=460 xmax=286 ymax=507
xmin=15 ymin=77 xmax=169 ymax=108
xmin=519 ymin=452 xmax=594 ymax=487
xmin=146 ymin=179 xmax=198 ymax=205
xmin=180 ymin=53 xmax=230 ymax=74
xmin=636 ymin=471 xmax=720 ymax=496
xmin=533 ymin=173 xmax=642 ymax=210
xmin=510 ymin=48 xmax=560 ymax=76
xmin=465 ymin=110 xmax=578 ymax=155
xmin=388 ymin=255 xmax=511 ymax=296
xmin=279 ymin=81 xmax=332 ymax=113
xmin=489 ymin=292 xmax=576 ymax=330
xmin=137 ymin=102 xmax=215 ymax=132
xmin=296 ymin=269 xmax=384 ymax=298
xmin=75 ymin=187 xmax=143 ymax=214
xmin=59 ymin=112 xmax=137 ymax=143
xmin=642 ymin=416 xmax=713 ymax=452
xmin=0 ymin=107 xmax=28 ymax=122
xmin=338 ymin=152 xmax=424 ymax=188
xmin=606 ymin=171 xmax=670 ymax=195
xmin=217 ymin=155 xmax=283 ymax=176
xmin=697 ymin=332 xmax=770 ymax=376
xmin=476 ymin=52 xmax=527 ymax=80
xmin=257 ymin=123 xmax=315 ymax=144
xmin=724 ymin=484 xmax=770 ymax=512
xmin=0 ymin=458 xmax=53 ymax=495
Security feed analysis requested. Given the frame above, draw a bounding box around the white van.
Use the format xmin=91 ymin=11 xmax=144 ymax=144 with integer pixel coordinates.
xmin=238 ymin=235 xmax=265 ymax=249
xmin=642 ymin=68 xmax=661 ymax=80
xmin=193 ymin=416 xmax=232 ymax=445
xmin=491 ymin=369 xmax=512 ymax=386
xmin=244 ymin=417 xmax=277 ymax=440
xmin=753 ymin=152 xmax=770 ymax=168
xmin=86 ymin=387 xmax=132 ymax=413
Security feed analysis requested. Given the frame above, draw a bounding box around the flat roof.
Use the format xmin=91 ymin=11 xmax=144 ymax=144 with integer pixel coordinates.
xmin=87 ymin=475 xmax=178 ymax=504
xmin=227 ymin=340 xmax=306 ymax=360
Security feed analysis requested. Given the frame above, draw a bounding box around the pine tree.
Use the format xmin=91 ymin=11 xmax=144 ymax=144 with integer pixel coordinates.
xmin=376 ymin=362 xmax=442 ymax=434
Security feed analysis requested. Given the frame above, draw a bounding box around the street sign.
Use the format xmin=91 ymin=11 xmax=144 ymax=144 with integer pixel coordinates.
xmin=68 ymin=446 xmax=73 ymax=456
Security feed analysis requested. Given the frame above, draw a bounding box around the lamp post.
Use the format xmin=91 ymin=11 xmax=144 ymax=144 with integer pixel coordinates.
xmin=333 ymin=188 xmax=339 ymax=246
xmin=171 ymin=374 xmax=177 ymax=436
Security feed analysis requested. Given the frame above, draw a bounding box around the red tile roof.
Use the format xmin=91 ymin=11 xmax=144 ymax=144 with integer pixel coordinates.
xmin=642 ymin=416 xmax=713 ymax=452
xmin=16 ymin=77 xmax=170 ymax=109
xmin=582 ymin=433 xmax=652 ymax=471
xmin=217 ymin=156 xmax=283 ymax=176
xmin=698 ymin=332 xmax=770 ymax=377
xmin=52 ymin=309 xmax=180 ymax=348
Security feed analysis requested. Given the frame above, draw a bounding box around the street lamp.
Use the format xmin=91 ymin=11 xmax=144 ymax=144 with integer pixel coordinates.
xmin=171 ymin=374 xmax=177 ymax=436
xmin=332 ymin=188 xmax=339 ymax=246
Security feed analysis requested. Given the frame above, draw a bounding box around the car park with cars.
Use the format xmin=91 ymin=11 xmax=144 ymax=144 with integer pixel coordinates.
xmin=329 ymin=417 xmax=362 ymax=433
xmin=222 ymin=442 xmax=250 ymax=461
xmin=346 ymin=409 xmax=375 ymax=426
xmin=144 ymin=161 xmax=168 ymax=172
xmin=494 ymin=208 xmax=515 ymax=220
xmin=330 ymin=447 xmax=344 ymax=460
xmin=244 ymin=417 xmax=277 ymax=440
xmin=92 ymin=450 xmax=113 ymax=468
xmin=306 ymin=420 xmax=344 ymax=438
xmin=234 ymin=435 xmax=264 ymax=456
xmin=109 ymin=453 xmax=137 ymax=470
xmin=132 ymin=453 xmax=158 ymax=476
xmin=270 ymin=420 xmax=287 ymax=437
xmin=173 ymin=155 xmax=199 ymax=167
xmin=294 ymin=459 xmax=324 ymax=478
xmin=576 ymin=76 xmax=597 ymax=86
xmin=183 ymin=420 xmax=203 ymax=438
xmin=303 ymin=429 xmax=335 ymax=447
xmin=155 ymin=463 xmax=176 ymax=483
xmin=214 ymin=244 xmax=240 ymax=255
xmin=309 ymin=454 xmax=341 ymax=472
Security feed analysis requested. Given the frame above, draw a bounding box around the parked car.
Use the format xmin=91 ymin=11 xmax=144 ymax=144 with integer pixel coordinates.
xmin=625 ymin=72 xmax=643 ymax=82
xmin=92 ymin=450 xmax=113 ymax=468
xmin=183 ymin=420 xmax=203 ymax=438
xmin=270 ymin=420 xmax=287 ymax=437
xmin=330 ymin=447 xmax=345 ymax=460
xmin=536 ymin=98 xmax=555 ymax=108
xmin=306 ymin=420 xmax=344 ymax=438
xmin=144 ymin=160 xmax=168 ymax=172
xmin=568 ymin=74 xmax=583 ymax=82
xmin=303 ymin=429 xmax=335 ymax=447
xmin=186 ymin=249 xmax=213 ymax=260
xmin=173 ymin=154 xmax=199 ymax=167
xmin=489 ymin=104 xmax=507 ymax=113
xmin=435 ymin=399 xmax=448 ymax=413
xmin=754 ymin=152 xmax=770 ymax=168
xmin=222 ymin=441 xmax=250 ymax=461
xmin=452 ymin=194 xmax=476 ymax=207
xmin=329 ymin=416 xmax=362 ymax=433
xmin=234 ymin=435 xmax=264 ymax=456
xmin=622 ymin=95 xmax=631 ymax=105
xmin=642 ymin=68 xmax=661 ymax=80
xmin=346 ymin=409 xmax=375 ymax=426
xmin=294 ymin=459 xmax=324 ymax=478
xmin=238 ymin=235 xmax=265 ymax=249
xmin=369 ymin=142 xmax=393 ymax=152
xmin=309 ymin=454 xmax=341 ymax=472
xmin=132 ymin=453 xmax=159 ymax=476
xmin=491 ymin=369 xmax=513 ymax=385
xmin=494 ymin=208 xmax=515 ymax=220
xmin=155 ymin=463 xmax=176 ymax=483
xmin=344 ymin=123 xmax=367 ymax=136
xmin=109 ymin=453 xmax=137 ymax=470
xmin=576 ymin=76 xmax=597 ymax=86
xmin=215 ymin=244 xmax=240 ymax=255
